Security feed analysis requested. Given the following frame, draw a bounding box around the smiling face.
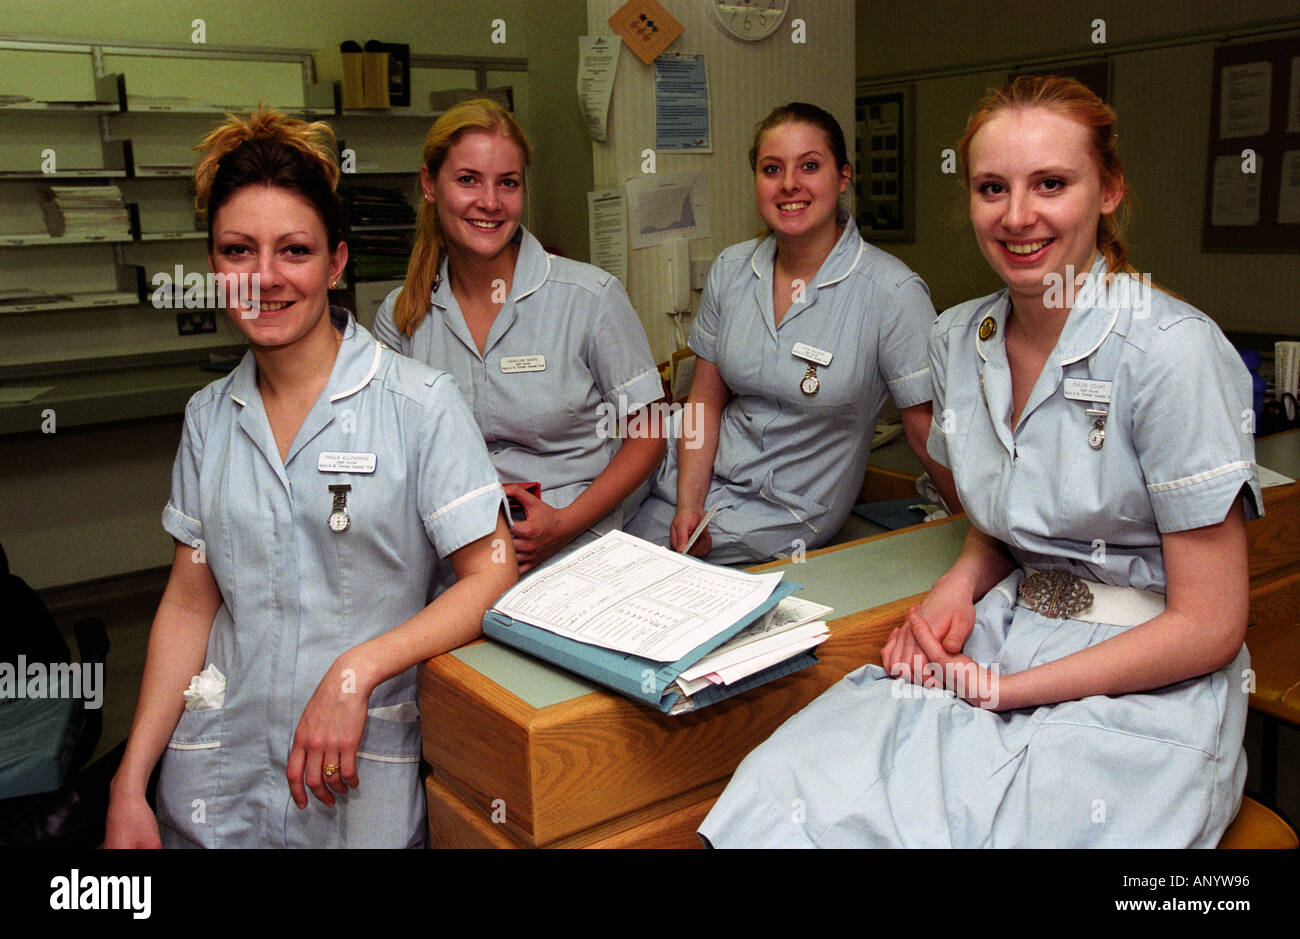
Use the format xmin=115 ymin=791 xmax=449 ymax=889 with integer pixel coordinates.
xmin=209 ymin=184 xmax=347 ymax=350
xmin=967 ymin=106 xmax=1122 ymax=308
xmin=423 ymin=130 xmax=525 ymax=266
xmin=753 ymin=120 xmax=850 ymax=241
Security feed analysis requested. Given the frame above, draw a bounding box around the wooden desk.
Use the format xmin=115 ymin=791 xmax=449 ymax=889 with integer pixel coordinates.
xmin=420 ymin=516 xmax=971 ymax=848
xmin=420 ymin=432 xmax=1300 ymax=848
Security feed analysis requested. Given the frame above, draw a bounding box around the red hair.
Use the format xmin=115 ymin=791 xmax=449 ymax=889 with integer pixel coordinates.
xmin=957 ymin=75 xmax=1133 ymax=274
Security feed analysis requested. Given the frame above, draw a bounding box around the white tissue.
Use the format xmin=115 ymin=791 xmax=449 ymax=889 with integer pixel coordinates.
xmin=182 ymin=664 xmax=226 ymax=710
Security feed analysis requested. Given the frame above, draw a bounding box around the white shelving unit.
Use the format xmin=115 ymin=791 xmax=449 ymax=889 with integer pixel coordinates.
xmin=0 ymin=36 xmax=527 ymax=435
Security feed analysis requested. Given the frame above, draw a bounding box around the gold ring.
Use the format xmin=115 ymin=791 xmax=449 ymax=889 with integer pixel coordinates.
xmin=323 ymin=762 xmax=340 ymax=778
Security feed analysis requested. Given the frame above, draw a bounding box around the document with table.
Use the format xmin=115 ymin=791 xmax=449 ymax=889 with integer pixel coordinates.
xmin=484 ymin=531 xmax=829 ymax=713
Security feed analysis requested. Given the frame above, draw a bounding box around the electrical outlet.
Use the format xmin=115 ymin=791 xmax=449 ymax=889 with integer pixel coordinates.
xmin=177 ymin=310 xmax=217 ymax=335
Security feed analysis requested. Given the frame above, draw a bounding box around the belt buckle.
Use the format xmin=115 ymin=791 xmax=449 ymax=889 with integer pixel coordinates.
xmin=1018 ymin=570 xmax=1094 ymax=618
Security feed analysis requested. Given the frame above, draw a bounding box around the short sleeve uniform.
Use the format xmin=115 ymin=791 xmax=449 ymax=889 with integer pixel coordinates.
xmin=157 ymin=310 xmax=506 ymax=848
xmin=700 ymin=260 xmax=1262 ymax=847
xmin=625 ymin=212 xmax=935 ymax=563
xmin=373 ymin=226 xmax=662 ymax=538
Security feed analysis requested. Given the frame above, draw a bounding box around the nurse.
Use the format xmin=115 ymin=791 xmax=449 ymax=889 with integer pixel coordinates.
xmin=624 ymin=103 xmax=957 ymax=565
xmin=373 ymin=100 xmax=665 ymax=573
xmin=699 ymin=76 xmax=1260 ymax=847
xmin=105 ymin=110 xmax=515 ymax=848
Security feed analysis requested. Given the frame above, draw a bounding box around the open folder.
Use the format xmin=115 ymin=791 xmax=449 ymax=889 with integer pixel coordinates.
xmin=482 ymin=531 xmax=818 ymax=714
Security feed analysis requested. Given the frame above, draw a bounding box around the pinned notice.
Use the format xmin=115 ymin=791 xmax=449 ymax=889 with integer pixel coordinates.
xmin=608 ymin=0 xmax=684 ymax=66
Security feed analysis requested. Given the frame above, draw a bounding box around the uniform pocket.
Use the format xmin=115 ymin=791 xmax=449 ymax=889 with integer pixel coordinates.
xmin=357 ymin=702 xmax=421 ymax=764
xmin=156 ymin=707 xmax=224 ymax=848
xmin=347 ymin=702 xmax=424 ymax=848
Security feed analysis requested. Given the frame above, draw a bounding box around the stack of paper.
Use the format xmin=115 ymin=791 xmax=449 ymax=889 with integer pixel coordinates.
xmin=42 ymin=185 xmax=131 ymax=239
xmin=671 ymin=597 xmax=831 ymax=698
xmin=484 ymin=531 xmax=829 ymax=713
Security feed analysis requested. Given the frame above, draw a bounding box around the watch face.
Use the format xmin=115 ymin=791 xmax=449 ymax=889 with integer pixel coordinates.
xmin=1088 ymin=426 xmax=1106 ymax=449
xmin=328 ymin=510 xmax=349 ymax=533
xmin=800 ymin=375 xmax=819 ymax=395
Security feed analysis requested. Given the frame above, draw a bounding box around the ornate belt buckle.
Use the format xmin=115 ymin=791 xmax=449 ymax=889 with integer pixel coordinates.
xmin=1018 ymin=570 xmax=1093 ymax=618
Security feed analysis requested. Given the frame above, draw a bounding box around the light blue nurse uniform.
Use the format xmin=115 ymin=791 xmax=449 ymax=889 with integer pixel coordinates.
xmin=699 ymin=259 xmax=1262 ymax=847
xmin=373 ymin=226 xmax=663 ymax=541
xmin=157 ymin=308 xmax=506 ymax=848
xmin=624 ymin=211 xmax=935 ymax=564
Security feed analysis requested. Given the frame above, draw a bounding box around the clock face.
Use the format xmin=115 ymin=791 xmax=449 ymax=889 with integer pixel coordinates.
xmin=711 ymin=0 xmax=790 ymax=41
xmin=801 ymin=374 xmax=819 ymax=396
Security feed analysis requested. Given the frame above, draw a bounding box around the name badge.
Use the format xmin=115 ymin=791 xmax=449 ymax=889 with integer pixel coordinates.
xmin=317 ymin=452 xmax=377 ymax=474
xmin=1063 ymin=378 xmax=1112 ymax=404
xmin=791 ymin=342 xmax=833 ymax=367
xmin=500 ymin=355 xmax=546 ymax=374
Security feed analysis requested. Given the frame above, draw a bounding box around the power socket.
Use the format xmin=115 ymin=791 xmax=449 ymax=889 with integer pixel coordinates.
xmin=177 ymin=310 xmax=217 ymax=335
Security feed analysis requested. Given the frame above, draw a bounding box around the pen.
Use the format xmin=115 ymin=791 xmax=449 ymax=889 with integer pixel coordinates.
xmin=681 ymin=506 xmax=719 ymax=554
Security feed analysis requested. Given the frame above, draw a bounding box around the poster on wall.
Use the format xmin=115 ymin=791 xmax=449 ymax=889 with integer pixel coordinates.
xmin=654 ymin=52 xmax=712 ymax=152
xmin=855 ymin=86 xmax=913 ymax=242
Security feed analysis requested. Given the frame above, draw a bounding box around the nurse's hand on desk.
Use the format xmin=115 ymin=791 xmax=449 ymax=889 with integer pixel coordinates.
xmin=287 ymin=657 xmax=369 ymax=809
xmin=670 ymin=507 xmax=711 ymax=557
xmin=504 ymin=484 xmax=572 ymax=574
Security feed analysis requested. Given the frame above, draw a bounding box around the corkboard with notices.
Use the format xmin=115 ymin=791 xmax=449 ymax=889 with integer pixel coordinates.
xmin=1202 ymin=35 xmax=1300 ymax=253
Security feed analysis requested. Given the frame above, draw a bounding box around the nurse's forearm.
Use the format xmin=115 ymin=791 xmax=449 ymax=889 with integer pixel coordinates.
xmin=936 ymin=526 xmax=1016 ymax=604
xmin=111 ymin=545 xmax=221 ymax=797
xmin=557 ymin=412 xmax=667 ymax=537
xmin=676 ymin=359 xmax=728 ymax=512
xmin=339 ymin=516 xmax=517 ymax=695
xmin=899 ymin=402 xmax=962 ymax=514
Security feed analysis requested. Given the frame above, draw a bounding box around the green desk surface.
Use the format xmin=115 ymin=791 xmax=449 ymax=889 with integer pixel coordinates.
xmin=1257 ymin=428 xmax=1300 ymax=480
xmin=451 ymin=517 xmax=971 ymax=710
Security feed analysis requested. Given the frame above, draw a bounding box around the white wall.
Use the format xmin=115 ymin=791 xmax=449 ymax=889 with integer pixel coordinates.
xmin=588 ymin=0 xmax=857 ymax=363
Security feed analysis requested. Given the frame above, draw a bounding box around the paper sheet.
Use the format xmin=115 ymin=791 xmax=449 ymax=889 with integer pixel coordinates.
xmin=607 ymin=0 xmax=684 ymax=66
xmin=1278 ymin=151 xmax=1300 ymax=225
xmin=1220 ymin=61 xmax=1272 ymax=138
xmin=654 ymin=52 xmax=711 ymax=152
xmin=1211 ymin=154 xmax=1261 ymax=226
xmin=577 ymin=36 xmax=618 ymax=142
xmin=491 ymin=531 xmax=784 ymax=662
xmin=587 ymin=188 xmax=627 ymax=284
xmin=1257 ymin=464 xmax=1296 ymax=489
xmin=626 ymin=170 xmax=709 ymax=249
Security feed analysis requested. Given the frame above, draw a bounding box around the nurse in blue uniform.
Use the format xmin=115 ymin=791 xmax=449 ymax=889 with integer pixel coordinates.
xmin=699 ymin=77 xmax=1260 ymax=847
xmin=624 ymin=103 xmax=957 ymax=565
xmin=105 ymin=111 xmax=516 ymax=848
xmin=374 ymin=100 xmax=665 ymax=574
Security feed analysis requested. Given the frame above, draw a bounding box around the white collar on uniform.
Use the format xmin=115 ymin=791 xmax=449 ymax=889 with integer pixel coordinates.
xmin=427 ymin=225 xmax=550 ymax=310
xmin=229 ymin=308 xmax=380 ymax=407
xmin=975 ymin=254 xmax=1119 ymax=366
xmin=748 ymin=207 xmax=864 ymax=287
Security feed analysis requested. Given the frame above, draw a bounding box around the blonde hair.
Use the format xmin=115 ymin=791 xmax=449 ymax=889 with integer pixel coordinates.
xmin=194 ymin=107 xmax=343 ymax=248
xmin=957 ymin=75 xmax=1134 ymax=275
xmin=393 ymin=99 xmax=532 ymax=336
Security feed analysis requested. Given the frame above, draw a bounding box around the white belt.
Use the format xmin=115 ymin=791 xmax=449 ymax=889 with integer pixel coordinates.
xmin=1018 ymin=568 xmax=1165 ymax=627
